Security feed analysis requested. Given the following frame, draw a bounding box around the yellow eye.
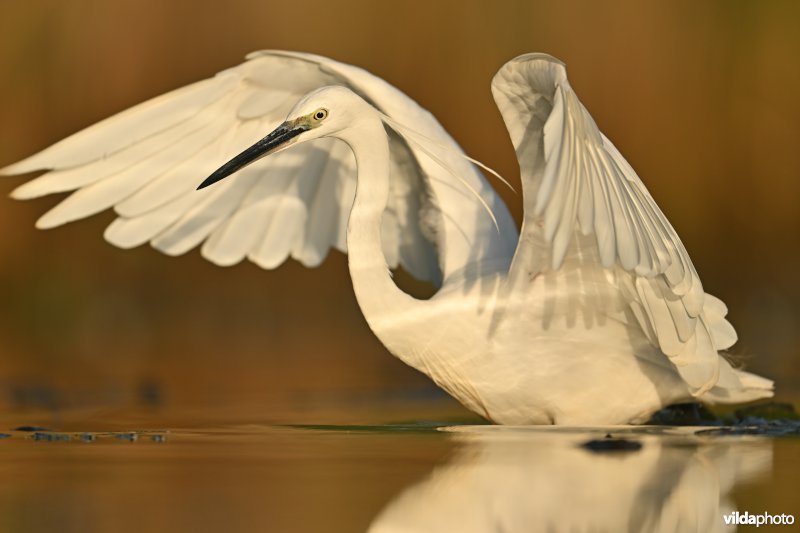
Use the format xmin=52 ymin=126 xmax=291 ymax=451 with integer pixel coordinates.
xmin=312 ymin=108 xmax=328 ymax=121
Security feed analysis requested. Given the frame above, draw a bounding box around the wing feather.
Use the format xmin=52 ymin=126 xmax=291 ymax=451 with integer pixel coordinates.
xmin=491 ymin=53 xmax=734 ymax=394
xmin=153 ymin=169 xmax=260 ymax=256
xmin=105 ymin=193 xmax=197 ymax=249
xmin=3 ymin=74 xmax=239 ymax=175
xmin=3 ymin=52 xmax=519 ymax=284
xmin=36 ymin=111 xmax=237 ymax=229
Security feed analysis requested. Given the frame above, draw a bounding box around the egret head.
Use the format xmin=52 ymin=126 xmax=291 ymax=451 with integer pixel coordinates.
xmin=197 ymin=86 xmax=367 ymax=190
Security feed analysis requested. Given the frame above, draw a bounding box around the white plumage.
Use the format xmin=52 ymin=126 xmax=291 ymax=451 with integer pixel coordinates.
xmin=1 ymin=51 xmax=773 ymax=424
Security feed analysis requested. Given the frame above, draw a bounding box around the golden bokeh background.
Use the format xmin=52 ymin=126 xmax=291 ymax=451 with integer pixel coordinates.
xmin=0 ymin=0 xmax=798 ymax=424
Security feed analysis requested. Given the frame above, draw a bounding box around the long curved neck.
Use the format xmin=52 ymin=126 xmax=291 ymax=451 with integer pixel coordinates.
xmin=338 ymin=117 xmax=423 ymax=362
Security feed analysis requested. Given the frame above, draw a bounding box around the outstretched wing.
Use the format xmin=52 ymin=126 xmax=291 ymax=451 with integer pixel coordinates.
xmin=491 ymin=53 xmax=737 ymax=395
xmin=3 ymin=51 xmax=515 ymax=285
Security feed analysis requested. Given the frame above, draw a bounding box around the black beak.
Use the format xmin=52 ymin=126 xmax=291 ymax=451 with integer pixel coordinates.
xmin=197 ymin=122 xmax=308 ymax=190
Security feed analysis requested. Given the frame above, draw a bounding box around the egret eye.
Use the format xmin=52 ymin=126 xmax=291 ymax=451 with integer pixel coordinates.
xmin=312 ymin=108 xmax=328 ymax=121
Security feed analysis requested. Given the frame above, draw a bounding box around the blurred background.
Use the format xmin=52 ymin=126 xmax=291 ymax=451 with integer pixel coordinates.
xmin=0 ymin=0 xmax=798 ymax=426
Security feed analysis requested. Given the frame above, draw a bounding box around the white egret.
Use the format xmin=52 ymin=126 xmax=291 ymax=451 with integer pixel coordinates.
xmin=2 ymin=51 xmax=772 ymax=424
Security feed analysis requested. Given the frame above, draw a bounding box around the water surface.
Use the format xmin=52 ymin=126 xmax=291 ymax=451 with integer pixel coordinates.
xmin=1 ymin=417 xmax=797 ymax=532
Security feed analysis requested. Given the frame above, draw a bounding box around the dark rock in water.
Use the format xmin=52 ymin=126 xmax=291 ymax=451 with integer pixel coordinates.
xmin=648 ymin=401 xmax=799 ymax=432
xmin=0 ymin=433 xmax=11 ymax=439
xmin=31 ymin=432 xmax=71 ymax=442
xmin=646 ymin=403 xmax=719 ymax=426
xmin=14 ymin=426 xmax=52 ymax=432
xmin=581 ymin=434 xmax=643 ymax=453
xmin=17 ymin=428 xmax=167 ymax=443
xmin=668 ymin=401 xmax=800 ymax=436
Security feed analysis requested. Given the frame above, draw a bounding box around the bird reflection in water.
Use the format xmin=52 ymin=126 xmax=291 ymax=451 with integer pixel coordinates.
xmin=367 ymin=427 xmax=771 ymax=533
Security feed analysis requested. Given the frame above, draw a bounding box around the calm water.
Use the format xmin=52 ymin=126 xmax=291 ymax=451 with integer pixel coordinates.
xmin=0 ymin=414 xmax=798 ymax=532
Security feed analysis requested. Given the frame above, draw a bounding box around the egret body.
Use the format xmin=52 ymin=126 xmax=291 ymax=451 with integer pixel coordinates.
xmin=2 ymin=52 xmax=773 ymax=424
